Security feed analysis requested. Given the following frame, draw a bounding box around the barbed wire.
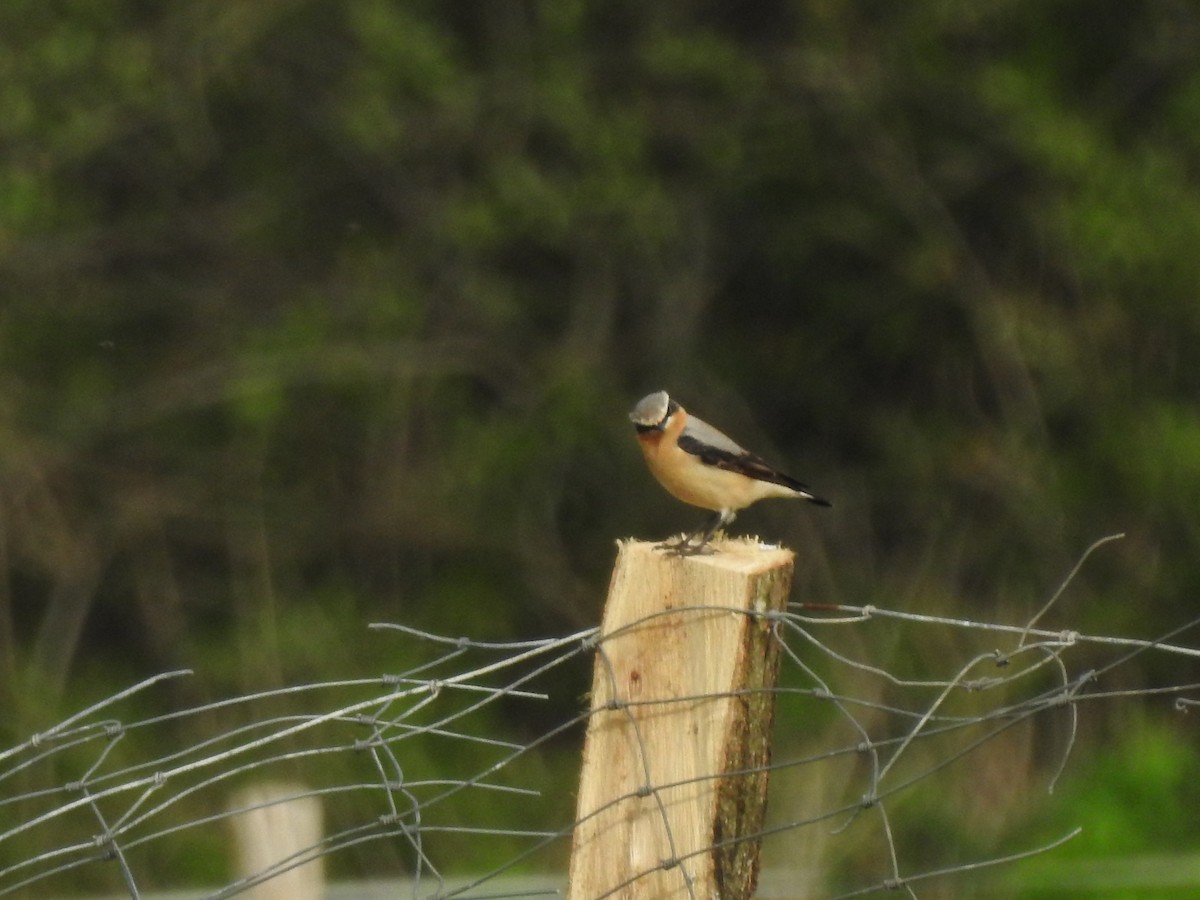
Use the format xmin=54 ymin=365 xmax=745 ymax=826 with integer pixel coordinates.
xmin=2 ymin=535 xmax=1198 ymax=898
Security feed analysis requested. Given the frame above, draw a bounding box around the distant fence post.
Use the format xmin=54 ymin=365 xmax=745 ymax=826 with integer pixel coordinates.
xmin=568 ymin=538 xmax=794 ymax=899
xmin=229 ymin=782 xmax=324 ymax=900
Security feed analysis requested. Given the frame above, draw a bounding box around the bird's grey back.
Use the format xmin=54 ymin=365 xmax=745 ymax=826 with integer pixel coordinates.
xmin=682 ymin=415 xmax=746 ymax=455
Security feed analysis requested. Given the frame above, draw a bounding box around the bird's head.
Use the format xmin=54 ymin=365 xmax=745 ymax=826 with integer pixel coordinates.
xmin=629 ymin=391 xmax=680 ymax=433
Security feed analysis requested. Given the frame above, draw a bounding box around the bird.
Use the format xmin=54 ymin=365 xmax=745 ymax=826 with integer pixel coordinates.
xmin=629 ymin=390 xmax=830 ymax=552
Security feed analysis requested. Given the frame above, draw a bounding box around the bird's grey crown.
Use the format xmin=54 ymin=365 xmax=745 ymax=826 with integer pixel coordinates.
xmin=629 ymin=390 xmax=672 ymax=427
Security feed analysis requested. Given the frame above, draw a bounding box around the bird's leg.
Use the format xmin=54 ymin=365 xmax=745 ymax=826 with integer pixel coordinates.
xmin=693 ymin=509 xmax=735 ymax=549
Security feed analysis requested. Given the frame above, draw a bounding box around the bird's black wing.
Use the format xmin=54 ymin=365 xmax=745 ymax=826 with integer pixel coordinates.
xmin=676 ymin=432 xmax=802 ymax=489
xmin=678 ymin=429 xmax=832 ymax=506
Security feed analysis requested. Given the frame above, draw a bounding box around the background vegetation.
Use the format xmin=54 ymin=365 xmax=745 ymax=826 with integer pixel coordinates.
xmin=3 ymin=1 xmax=1200 ymax=894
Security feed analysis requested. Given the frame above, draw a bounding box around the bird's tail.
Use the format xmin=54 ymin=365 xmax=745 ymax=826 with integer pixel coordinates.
xmin=801 ymin=490 xmax=832 ymax=508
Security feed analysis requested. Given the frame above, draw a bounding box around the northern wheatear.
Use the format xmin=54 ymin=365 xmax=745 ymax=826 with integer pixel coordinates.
xmin=629 ymin=390 xmax=830 ymax=551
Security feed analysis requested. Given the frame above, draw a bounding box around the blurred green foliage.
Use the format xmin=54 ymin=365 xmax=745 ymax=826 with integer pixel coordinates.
xmin=1007 ymin=714 xmax=1200 ymax=898
xmin=3 ymin=0 xmax=1200 ymax=892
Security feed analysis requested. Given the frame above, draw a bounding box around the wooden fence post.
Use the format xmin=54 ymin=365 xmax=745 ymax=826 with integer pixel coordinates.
xmin=229 ymin=782 xmax=323 ymax=900
xmin=568 ymin=538 xmax=794 ymax=899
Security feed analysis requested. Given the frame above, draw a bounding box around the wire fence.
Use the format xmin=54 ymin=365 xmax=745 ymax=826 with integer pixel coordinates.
xmin=3 ymin=535 xmax=1199 ymax=898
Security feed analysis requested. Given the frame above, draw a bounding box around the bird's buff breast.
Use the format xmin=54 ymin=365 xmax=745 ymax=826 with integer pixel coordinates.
xmin=637 ymin=432 xmax=783 ymax=511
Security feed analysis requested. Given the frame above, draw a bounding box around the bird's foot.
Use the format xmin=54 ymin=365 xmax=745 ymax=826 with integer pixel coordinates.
xmin=654 ymin=534 xmax=716 ymax=556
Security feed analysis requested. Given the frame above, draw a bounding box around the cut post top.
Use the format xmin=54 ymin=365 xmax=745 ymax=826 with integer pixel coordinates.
xmin=617 ymin=536 xmax=795 ymax=575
